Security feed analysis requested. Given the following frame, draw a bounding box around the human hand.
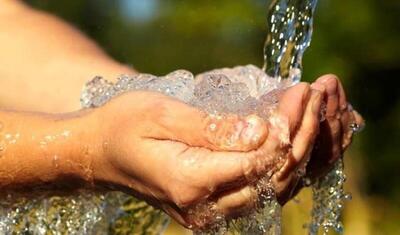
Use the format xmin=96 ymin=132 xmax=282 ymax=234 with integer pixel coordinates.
xmin=87 ymin=83 xmax=322 ymax=228
xmin=305 ymin=75 xmax=364 ymax=180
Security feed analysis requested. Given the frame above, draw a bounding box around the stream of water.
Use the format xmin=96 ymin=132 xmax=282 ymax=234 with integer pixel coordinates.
xmin=0 ymin=0 xmax=351 ymax=234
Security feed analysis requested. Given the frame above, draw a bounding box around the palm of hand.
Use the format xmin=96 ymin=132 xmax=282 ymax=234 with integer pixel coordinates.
xmin=95 ymin=83 xmax=323 ymax=227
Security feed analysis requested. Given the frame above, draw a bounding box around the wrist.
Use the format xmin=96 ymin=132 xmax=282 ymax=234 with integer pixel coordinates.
xmin=0 ymin=109 xmax=100 ymax=190
xmin=53 ymin=109 xmax=104 ymax=187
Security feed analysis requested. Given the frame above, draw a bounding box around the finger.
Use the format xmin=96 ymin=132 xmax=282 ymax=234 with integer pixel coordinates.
xmin=337 ymin=77 xmax=348 ymax=112
xmin=310 ymin=82 xmax=326 ymax=95
xmin=353 ymin=109 xmax=365 ymax=130
xmin=189 ymin=148 xmax=275 ymax=193
xmin=161 ymin=204 xmax=189 ymax=228
xmin=184 ymin=186 xmax=257 ymax=229
xmin=342 ymin=108 xmax=365 ymax=150
xmin=272 ymin=171 xmax=300 ymax=205
xmin=140 ymin=139 xmax=274 ymax=208
xmin=257 ymin=83 xmax=312 ymax=185
xmin=216 ymin=186 xmax=256 ymax=219
xmin=277 ymin=90 xmax=323 ymax=179
xmin=277 ymin=82 xmax=311 ymax=134
xmin=145 ymin=95 xmax=268 ymax=152
xmin=292 ymin=90 xmax=322 ymax=162
xmin=316 ymin=75 xmax=343 ymax=161
xmin=311 ymin=82 xmax=327 ymax=119
xmin=316 ymin=74 xmax=339 ymax=118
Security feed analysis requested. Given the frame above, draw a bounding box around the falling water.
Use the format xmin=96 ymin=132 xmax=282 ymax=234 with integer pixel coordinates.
xmin=263 ymin=0 xmax=318 ymax=83
xmin=0 ymin=0 xmax=352 ymax=234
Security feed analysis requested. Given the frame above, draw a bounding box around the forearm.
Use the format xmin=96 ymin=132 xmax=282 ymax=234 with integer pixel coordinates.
xmin=0 ymin=109 xmax=99 ymax=191
xmin=0 ymin=0 xmax=135 ymax=113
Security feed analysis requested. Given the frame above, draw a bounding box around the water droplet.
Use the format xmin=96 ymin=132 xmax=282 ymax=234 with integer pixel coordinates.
xmin=61 ymin=130 xmax=71 ymax=138
xmin=251 ymin=134 xmax=260 ymax=143
xmin=4 ymin=133 xmax=12 ymax=140
xmin=303 ymin=177 xmax=312 ymax=186
xmin=209 ymin=123 xmax=217 ymax=132
xmin=44 ymin=135 xmax=54 ymax=142
xmin=344 ymin=194 xmax=352 ymax=200
xmin=53 ymin=155 xmax=59 ymax=168
xmin=349 ymin=123 xmax=361 ymax=133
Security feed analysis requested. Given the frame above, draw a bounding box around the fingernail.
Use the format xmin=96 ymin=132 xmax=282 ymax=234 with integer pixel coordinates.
xmin=241 ymin=115 xmax=262 ymax=145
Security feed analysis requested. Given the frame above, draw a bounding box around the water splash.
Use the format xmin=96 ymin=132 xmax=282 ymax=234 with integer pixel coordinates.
xmin=0 ymin=191 xmax=170 ymax=235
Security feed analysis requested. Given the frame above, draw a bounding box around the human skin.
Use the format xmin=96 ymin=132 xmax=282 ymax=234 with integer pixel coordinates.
xmin=0 ymin=0 xmax=133 ymax=112
xmin=0 ymin=0 xmax=363 ymax=228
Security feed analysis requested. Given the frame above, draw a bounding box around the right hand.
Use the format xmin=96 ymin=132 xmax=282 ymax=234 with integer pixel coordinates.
xmin=86 ymin=83 xmax=322 ymax=228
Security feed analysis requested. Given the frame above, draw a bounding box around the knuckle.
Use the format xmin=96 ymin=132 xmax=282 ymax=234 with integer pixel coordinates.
xmin=168 ymin=184 xmax=202 ymax=208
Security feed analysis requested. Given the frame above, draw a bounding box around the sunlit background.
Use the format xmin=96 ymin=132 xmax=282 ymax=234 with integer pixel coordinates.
xmin=24 ymin=0 xmax=400 ymax=234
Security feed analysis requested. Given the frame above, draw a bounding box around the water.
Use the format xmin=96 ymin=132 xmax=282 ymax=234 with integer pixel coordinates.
xmin=263 ymin=0 xmax=318 ymax=83
xmin=0 ymin=0 xmax=352 ymax=234
xmin=0 ymin=191 xmax=170 ymax=235
xmin=307 ymin=160 xmax=351 ymax=235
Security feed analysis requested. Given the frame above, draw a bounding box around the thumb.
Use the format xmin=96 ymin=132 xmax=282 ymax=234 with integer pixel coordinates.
xmin=149 ymin=96 xmax=268 ymax=152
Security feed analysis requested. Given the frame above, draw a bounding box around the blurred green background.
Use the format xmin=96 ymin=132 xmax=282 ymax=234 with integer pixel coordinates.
xmin=24 ymin=0 xmax=400 ymax=234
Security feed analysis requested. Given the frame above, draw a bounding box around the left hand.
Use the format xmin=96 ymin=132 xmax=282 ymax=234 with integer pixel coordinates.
xmin=306 ymin=74 xmax=364 ymax=179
